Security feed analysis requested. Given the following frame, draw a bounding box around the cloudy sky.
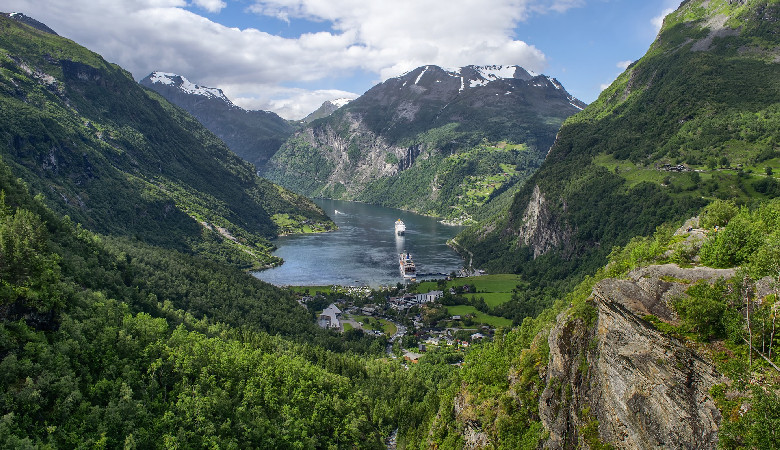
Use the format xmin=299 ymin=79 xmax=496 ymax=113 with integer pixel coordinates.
xmin=8 ymin=0 xmax=679 ymax=119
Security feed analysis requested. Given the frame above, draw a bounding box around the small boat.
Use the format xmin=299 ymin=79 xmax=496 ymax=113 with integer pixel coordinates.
xmin=395 ymin=219 xmax=406 ymax=236
xmin=399 ymin=251 xmax=416 ymax=279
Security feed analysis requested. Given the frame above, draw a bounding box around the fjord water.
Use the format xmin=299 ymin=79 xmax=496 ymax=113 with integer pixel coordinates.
xmin=254 ymin=199 xmax=465 ymax=287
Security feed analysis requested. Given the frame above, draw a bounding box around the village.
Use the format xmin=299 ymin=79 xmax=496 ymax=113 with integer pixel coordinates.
xmin=294 ymin=279 xmax=509 ymax=365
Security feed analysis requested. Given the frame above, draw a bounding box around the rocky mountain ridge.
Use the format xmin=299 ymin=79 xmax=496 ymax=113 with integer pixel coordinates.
xmin=541 ymin=263 xmax=732 ymax=448
xmin=140 ymin=72 xmax=294 ymax=170
xmin=3 ymin=12 xmax=58 ymax=35
xmin=265 ymin=64 xmax=585 ymax=220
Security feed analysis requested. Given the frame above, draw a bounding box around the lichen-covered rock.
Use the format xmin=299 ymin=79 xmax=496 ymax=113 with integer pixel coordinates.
xmin=541 ymin=264 xmax=730 ymax=449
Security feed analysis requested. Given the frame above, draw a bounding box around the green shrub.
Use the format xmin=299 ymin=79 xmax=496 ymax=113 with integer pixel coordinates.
xmin=672 ymin=280 xmax=729 ymax=340
xmin=699 ymin=199 xmax=739 ymax=228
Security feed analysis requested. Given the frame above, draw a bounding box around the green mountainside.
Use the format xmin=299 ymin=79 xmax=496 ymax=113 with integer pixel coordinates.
xmin=0 ymin=16 xmax=333 ymax=269
xmin=265 ymin=65 xmax=584 ymax=223
xmin=0 ymin=154 xmax=446 ymax=448
xmin=458 ymin=0 xmax=780 ymax=287
xmin=140 ymin=72 xmax=296 ymax=171
xmin=423 ymin=198 xmax=780 ymax=448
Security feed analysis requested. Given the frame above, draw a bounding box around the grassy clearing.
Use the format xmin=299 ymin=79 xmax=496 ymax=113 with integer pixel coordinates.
xmin=446 ymin=305 xmax=512 ymax=328
xmin=272 ymin=213 xmax=334 ymax=235
xmin=417 ymin=274 xmax=520 ymax=295
xmin=463 ymin=293 xmax=512 ymax=308
xmin=286 ymin=285 xmax=335 ymax=295
xmin=351 ymin=315 xmax=397 ymax=335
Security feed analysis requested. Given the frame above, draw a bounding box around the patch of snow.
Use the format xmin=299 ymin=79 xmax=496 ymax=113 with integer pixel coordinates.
xmin=9 ymin=12 xmax=20 ymax=17
xmin=459 ymin=76 xmax=465 ymax=92
xmin=415 ymin=66 xmax=429 ymax=85
xmin=475 ymin=65 xmax=518 ymax=81
xmin=150 ymin=72 xmax=232 ymax=104
xmin=546 ymin=76 xmax=562 ymax=90
xmin=149 ymin=72 xmax=178 ymax=86
xmin=505 ymin=91 xmax=512 ymax=95
xmin=469 ymin=79 xmax=488 ymax=88
xmin=330 ymin=98 xmax=352 ymax=107
xmin=569 ymin=101 xmax=584 ymax=111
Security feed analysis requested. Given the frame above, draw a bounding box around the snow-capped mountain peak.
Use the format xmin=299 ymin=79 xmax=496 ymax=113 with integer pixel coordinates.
xmin=147 ymin=72 xmax=236 ymax=107
xmin=328 ymin=98 xmax=353 ymax=108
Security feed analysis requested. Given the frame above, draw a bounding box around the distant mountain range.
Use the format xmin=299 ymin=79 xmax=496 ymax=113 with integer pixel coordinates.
xmin=264 ymin=64 xmax=585 ymax=222
xmin=140 ymin=72 xmax=295 ymax=170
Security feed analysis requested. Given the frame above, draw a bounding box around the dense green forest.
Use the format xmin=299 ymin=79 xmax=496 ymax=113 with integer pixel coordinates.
xmin=0 ymin=156 xmax=460 ymax=447
xmin=5 ymin=153 xmax=776 ymax=447
xmin=0 ymin=16 xmax=333 ymax=270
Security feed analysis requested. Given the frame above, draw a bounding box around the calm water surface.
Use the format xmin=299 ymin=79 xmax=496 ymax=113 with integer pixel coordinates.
xmin=253 ymin=199 xmax=466 ymax=287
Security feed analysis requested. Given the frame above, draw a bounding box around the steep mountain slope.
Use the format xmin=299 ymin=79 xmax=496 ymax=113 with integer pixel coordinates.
xmin=424 ymin=199 xmax=780 ymax=448
xmin=458 ymin=0 xmax=780 ymax=277
xmin=302 ymin=98 xmax=352 ymax=123
xmin=0 ymin=15 xmax=332 ymax=269
xmin=2 ymin=12 xmax=58 ymax=35
xmin=140 ymin=72 xmax=295 ymax=170
xmin=265 ymin=65 xmax=585 ymax=222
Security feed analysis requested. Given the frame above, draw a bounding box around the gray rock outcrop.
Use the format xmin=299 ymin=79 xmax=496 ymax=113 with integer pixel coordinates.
xmin=541 ymin=264 xmax=729 ymax=449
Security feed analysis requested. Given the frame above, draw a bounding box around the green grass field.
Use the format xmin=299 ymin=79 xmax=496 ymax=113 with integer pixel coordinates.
xmin=463 ymin=293 xmax=512 ymax=307
xmin=351 ymin=315 xmax=397 ymax=336
xmin=416 ymin=274 xmax=520 ymax=308
xmin=446 ymin=305 xmax=512 ymax=327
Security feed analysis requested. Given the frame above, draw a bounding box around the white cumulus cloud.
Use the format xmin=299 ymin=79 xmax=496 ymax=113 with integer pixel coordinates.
xmin=232 ymin=87 xmax=359 ymax=120
xmin=616 ymin=60 xmax=633 ymax=70
xmin=191 ymin=0 xmax=226 ymax=13
xmin=4 ymin=0 xmax=583 ymax=118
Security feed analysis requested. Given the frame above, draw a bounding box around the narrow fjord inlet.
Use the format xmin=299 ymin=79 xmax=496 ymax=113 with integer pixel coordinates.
xmin=254 ymin=199 xmax=465 ymax=286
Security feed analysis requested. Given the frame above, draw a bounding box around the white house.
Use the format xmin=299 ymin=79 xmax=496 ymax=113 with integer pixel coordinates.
xmin=415 ymin=290 xmax=444 ymax=303
xmin=318 ymin=303 xmax=342 ymax=330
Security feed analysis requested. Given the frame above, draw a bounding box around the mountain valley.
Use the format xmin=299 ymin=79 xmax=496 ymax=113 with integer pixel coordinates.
xmin=1 ymin=1 xmax=780 ymax=448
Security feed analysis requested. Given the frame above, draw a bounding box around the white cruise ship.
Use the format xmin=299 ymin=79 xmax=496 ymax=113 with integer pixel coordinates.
xmin=399 ymin=252 xmax=416 ymax=279
xmin=395 ymin=219 xmax=406 ymax=236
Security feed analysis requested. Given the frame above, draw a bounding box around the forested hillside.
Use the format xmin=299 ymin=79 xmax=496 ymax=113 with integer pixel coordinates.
xmin=458 ymin=0 xmax=780 ymax=296
xmin=0 ymin=15 xmax=333 ymax=269
xmin=0 ymin=157 xmax=455 ymax=447
xmin=422 ymin=198 xmax=780 ymax=448
xmin=140 ymin=72 xmax=295 ymax=171
xmin=0 ymin=16 xmax=452 ymax=448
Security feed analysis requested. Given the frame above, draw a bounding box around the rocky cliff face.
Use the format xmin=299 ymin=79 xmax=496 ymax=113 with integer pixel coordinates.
xmin=517 ymin=185 xmax=571 ymax=259
xmin=281 ymin=114 xmax=414 ymax=197
xmin=541 ymin=264 xmax=734 ymax=449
